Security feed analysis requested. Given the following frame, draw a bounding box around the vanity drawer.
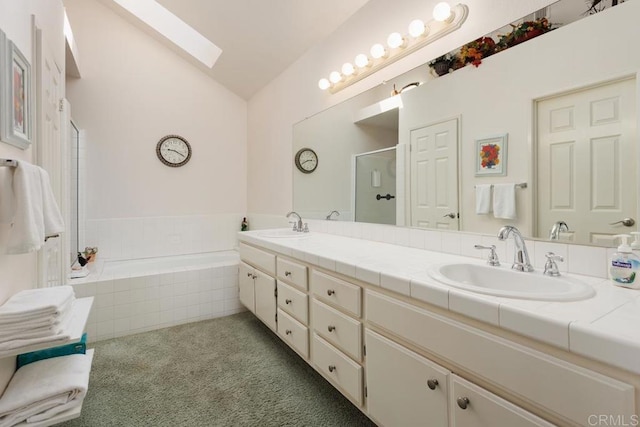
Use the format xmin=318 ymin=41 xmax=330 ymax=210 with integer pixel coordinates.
xmin=312 ymin=333 xmax=363 ymax=406
xmin=311 ymin=270 xmax=361 ymax=317
xmin=311 ymin=299 xmax=361 ymax=361
xmin=366 ymin=290 xmax=635 ymax=425
xmin=451 ymin=374 xmax=555 ymax=427
xmin=277 ymin=309 xmax=309 ymax=359
xmin=277 ymin=257 xmax=308 ymax=290
xmin=239 ymin=243 xmax=276 ymax=275
xmin=277 ymin=281 xmax=308 ymax=324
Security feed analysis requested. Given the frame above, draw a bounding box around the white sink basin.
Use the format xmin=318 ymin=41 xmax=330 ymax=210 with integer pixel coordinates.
xmin=257 ymin=229 xmax=311 ymax=239
xmin=428 ymin=263 xmax=595 ymax=301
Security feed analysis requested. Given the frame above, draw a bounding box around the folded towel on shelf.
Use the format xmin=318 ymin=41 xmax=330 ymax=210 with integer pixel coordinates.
xmin=475 ymin=184 xmax=492 ymax=214
xmin=0 ymin=286 xmax=74 ymax=323
xmin=0 ymin=353 xmax=92 ymax=427
xmin=6 ymin=161 xmax=64 ymax=255
xmin=493 ymin=183 xmax=517 ymax=219
xmin=0 ymin=307 xmax=73 ymax=342
xmin=0 ymin=310 xmax=73 ymax=356
xmin=17 ymin=333 xmax=87 ymax=369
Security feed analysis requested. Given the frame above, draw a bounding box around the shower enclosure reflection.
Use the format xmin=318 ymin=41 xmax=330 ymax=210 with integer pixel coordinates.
xmin=354 ymin=148 xmax=396 ymax=225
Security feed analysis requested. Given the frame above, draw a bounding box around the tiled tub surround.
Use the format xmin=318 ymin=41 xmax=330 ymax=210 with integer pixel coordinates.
xmin=238 ymin=228 xmax=640 ymax=376
xmin=84 ymin=214 xmax=244 ymax=261
xmin=72 ymin=251 xmax=241 ymax=342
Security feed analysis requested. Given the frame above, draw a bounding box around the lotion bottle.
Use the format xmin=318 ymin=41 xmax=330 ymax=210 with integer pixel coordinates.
xmin=609 ymin=234 xmax=640 ymax=289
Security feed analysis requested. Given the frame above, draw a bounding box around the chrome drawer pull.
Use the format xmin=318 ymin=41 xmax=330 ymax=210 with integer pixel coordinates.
xmin=285 ymin=329 xmax=292 ymax=335
xmin=252 ymin=274 xmax=257 ymax=279
xmin=285 ymin=299 xmax=292 ymax=304
xmin=427 ymin=379 xmax=439 ymax=390
xmin=328 ymin=365 xmax=336 ymax=373
xmin=285 ymin=271 xmax=292 ymax=277
xmin=327 ymin=325 xmax=336 ymax=332
xmin=457 ymin=397 xmax=470 ymax=410
xmin=327 ymin=289 xmax=335 ymax=296
xmin=247 ymin=272 xmax=252 ymax=277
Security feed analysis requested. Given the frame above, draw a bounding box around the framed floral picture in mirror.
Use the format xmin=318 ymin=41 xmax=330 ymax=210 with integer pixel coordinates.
xmin=0 ymin=30 xmax=32 ymax=150
xmin=475 ymin=134 xmax=507 ymax=176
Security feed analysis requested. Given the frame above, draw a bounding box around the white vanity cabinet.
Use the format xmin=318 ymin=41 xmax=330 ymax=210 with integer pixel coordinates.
xmin=365 ymin=329 xmax=450 ymax=427
xmin=239 ymin=244 xmax=277 ymax=331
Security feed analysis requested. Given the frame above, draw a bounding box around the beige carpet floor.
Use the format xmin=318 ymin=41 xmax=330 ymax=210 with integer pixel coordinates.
xmin=59 ymin=311 xmax=376 ymax=427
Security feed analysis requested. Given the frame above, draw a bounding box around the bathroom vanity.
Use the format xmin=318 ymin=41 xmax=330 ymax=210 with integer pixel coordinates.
xmin=238 ymin=229 xmax=639 ymax=427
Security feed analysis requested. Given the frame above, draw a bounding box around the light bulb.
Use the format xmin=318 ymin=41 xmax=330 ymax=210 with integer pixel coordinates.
xmin=355 ymin=54 xmax=370 ymax=68
xmin=370 ymin=43 xmax=386 ymax=59
xmin=387 ymin=32 xmax=405 ymax=49
xmin=318 ymin=78 xmax=331 ymax=91
xmin=433 ymin=2 xmax=452 ymax=22
xmin=329 ymin=71 xmax=342 ymax=84
xmin=408 ymin=19 xmax=426 ymax=38
xmin=341 ymin=62 xmax=355 ymax=76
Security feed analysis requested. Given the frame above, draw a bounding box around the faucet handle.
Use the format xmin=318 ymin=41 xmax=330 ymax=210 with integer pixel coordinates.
xmin=290 ymin=221 xmax=299 ymax=232
xmin=544 ymin=252 xmax=563 ymax=276
xmin=302 ymin=223 xmax=309 ymax=233
xmin=474 ymin=244 xmax=500 ymax=266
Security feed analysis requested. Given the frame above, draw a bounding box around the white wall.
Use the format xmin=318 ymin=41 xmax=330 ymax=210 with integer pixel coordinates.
xmin=0 ymin=0 xmax=66 ymax=394
xmin=247 ymin=0 xmax=556 ymax=220
xmin=64 ymin=0 xmax=247 ymax=251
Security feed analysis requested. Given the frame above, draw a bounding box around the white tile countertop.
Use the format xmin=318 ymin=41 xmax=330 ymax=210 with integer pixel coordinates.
xmin=238 ymin=229 xmax=640 ymax=375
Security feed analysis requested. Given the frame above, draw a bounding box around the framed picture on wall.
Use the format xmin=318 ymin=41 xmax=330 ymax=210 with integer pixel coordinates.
xmin=0 ymin=31 xmax=32 ymax=150
xmin=475 ymin=134 xmax=507 ymax=176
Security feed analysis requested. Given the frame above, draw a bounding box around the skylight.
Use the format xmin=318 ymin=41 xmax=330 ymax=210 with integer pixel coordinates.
xmin=112 ymin=0 xmax=222 ymax=68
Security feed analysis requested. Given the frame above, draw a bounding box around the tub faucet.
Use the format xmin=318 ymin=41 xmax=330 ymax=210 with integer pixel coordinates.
xmin=549 ymin=221 xmax=569 ymax=240
xmin=326 ymin=210 xmax=340 ymax=220
xmin=286 ymin=211 xmax=303 ymax=231
xmin=497 ymin=225 xmax=534 ymax=272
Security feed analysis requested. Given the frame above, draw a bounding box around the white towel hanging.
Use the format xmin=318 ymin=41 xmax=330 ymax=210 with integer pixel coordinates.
xmin=493 ymin=183 xmax=517 ymax=219
xmin=475 ymin=184 xmax=492 ymax=215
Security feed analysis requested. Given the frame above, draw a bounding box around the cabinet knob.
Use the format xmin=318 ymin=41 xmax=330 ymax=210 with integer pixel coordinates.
xmin=285 ymin=271 xmax=292 ymax=277
xmin=327 ymin=325 xmax=336 ymax=332
xmin=427 ymin=379 xmax=439 ymax=390
xmin=247 ymin=272 xmax=252 ymax=277
xmin=457 ymin=397 xmax=470 ymax=410
xmin=328 ymin=365 xmax=336 ymax=373
xmin=252 ymin=274 xmax=257 ymax=279
xmin=285 ymin=299 xmax=292 ymax=305
xmin=327 ymin=289 xmax=335 ymax=296
xmin=285 ymin=329 xmax=292 ymax=335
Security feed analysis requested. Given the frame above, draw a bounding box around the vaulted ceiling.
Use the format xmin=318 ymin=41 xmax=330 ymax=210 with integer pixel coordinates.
xmin=113 ymin=0 xmax=371 ymax=99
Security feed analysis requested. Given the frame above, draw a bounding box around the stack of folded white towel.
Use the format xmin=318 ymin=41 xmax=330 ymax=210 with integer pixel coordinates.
xmin=0 ymin=286 xmax=93 ymax=427
xmin=0 ymin=286 xmax=75 ymax=358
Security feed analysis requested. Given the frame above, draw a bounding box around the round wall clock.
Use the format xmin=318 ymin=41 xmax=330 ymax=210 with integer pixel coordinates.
xmin=156 ymin=135 xmax=192 ymax=167
xmin=294 ymin=148 xmax=318 ymax=173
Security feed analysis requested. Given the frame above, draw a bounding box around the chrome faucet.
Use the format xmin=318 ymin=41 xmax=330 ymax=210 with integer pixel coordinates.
xmin=286 ymin=211 xmax=303 ymax=231
xmin=497 ymin=226 xmax=534 ymax=272
xmin=549 ymin=221 xmax=569 ymax=240
xmin=325 ymin=210 xmax=340 ymax=220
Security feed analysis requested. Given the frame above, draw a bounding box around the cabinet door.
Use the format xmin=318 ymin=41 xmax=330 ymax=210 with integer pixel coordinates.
xmin=254 ymin=269 xmax=277 ymax=331
xmin=366 ymin=329 xmax=449 ymax=427
xmin=239 ymin=262 xmax=255 ymax=313
xmin=451 ymin=375 xmax=555 ymax=427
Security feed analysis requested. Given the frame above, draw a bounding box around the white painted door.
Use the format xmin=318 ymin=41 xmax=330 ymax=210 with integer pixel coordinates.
xmin=365 ymin=329 xmax=449 ymax=427
xmin=35 ymin=23 xmax=64 ymax=286
xmin=254 ymin=269 xmax=276 ymax=331
xmin=537 ymin=77 xmax=637 ymax=245
xmin=238 ymin=262 xmax=255 ymax=313
xmin=410 ymin=119 xmax=459 ymax=229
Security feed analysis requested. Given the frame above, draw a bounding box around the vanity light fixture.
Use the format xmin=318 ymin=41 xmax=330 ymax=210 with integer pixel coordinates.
xmin=318 ymin=3 xmax=468 ymax=93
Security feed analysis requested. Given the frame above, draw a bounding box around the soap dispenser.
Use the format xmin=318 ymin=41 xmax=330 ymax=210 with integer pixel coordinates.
xmin=631 ymin=232 xmax=640 ymax=256
xmin=609 ymin=234 xmax=640 ymax=289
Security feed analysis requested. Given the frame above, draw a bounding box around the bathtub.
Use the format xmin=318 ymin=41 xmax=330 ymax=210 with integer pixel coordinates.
xmin=100 ymin=251 xmax=240 ymax=279
xmin=72 ymin=250 xmax=242 ymax=342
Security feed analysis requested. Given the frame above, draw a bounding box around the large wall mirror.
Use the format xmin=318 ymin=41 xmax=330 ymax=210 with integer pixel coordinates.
xmin=293 ymin=0 xmax=639 ymax=247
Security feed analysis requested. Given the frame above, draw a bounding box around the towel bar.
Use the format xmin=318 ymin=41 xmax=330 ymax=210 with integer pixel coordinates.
xmin=45 ymin=234 xmax=60 ymax=242
xmin=474 ymin=182 xmax=527 ymax=189
xmin=0 ymin=158 xmax=17 ymax=167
